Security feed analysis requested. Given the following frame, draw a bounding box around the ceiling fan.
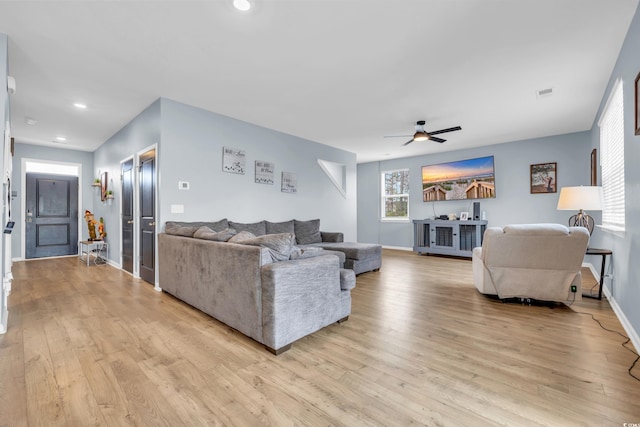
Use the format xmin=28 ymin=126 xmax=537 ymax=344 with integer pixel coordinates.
xmin=386 ymin=120 xmax=462 ymax=146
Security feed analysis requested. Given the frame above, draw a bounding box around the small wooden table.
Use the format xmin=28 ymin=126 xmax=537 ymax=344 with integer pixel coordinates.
xmin=79 ymin=240 xmax=108 ymax=266
xmin=584 ymin=248 xmax=612 ymax=300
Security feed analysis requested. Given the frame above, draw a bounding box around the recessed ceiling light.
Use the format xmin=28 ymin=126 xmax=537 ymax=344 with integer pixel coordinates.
xmin=55 ymin=136 xmax=67 ymax=142
xmin=25 ymin=116 xmax=38 ymax=126
xmin=233 ymin=0 xmax=251 ymax=11
xmin=73 ymin=102 xmax=87 ymax=109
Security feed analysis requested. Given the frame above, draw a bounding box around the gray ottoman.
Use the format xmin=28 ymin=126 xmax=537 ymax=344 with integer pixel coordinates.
xmin=312 ymin=242 xmax=382 ymax=275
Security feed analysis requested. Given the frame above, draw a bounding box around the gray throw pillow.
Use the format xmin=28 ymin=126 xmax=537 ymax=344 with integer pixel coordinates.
xmin=165 ymin=222 xmax=199 ymax=237
xmin=294 ymin=219 xmax=322 ymax=245
xmin=205 ymin=218 xmax=229 ymax=232
xmin=229 ymin=220 xmax=267 ymax=236
xmin=237 ymin=233 xmax=296 ymax=262
xmin=228 ymin=230 xmax=256 ymax=243
xmin=193 ymin=226 xmax=236 ymax=242
xmin=265 ymin=220 xmax=294 ymax=235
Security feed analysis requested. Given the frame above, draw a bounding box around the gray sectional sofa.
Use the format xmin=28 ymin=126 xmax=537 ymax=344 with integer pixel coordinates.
xmin=158 ymin=218 xmax=364 ymax=354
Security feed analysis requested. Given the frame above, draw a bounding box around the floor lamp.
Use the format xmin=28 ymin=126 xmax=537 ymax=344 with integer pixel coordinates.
xmin=556 ymin=186 xmax=603 ymax=235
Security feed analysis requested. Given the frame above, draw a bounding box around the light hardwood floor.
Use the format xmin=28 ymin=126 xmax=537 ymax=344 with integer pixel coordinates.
xmin=1 ymin=249 xmax=639 ymax=426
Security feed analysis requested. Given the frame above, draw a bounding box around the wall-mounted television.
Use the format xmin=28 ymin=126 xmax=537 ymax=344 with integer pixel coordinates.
xmin=422 ymin=155 xmax=495 ymax=202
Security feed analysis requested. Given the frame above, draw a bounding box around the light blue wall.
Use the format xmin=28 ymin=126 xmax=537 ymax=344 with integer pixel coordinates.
xmin=91 ymin=97 xmax=357 ymax=267
xmin=91 ymin=99 xmax=161 ymax=266
xmin=159 ymin=98 xmax=357 ymax=239
xmin=11 ymin=143 xmax=94 ymax=259
xmin=358 ymin=131 xmax=591 ymax=247
xmin=587 ymin=3 xmax=640 ymax=343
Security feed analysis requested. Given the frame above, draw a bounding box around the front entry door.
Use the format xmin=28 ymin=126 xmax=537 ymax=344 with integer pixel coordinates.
xmin=25 ymin=173 xmax=78 ymax=259
xmin=139 ymin=149 xmax=156 ymax=284
xmin=121 ymin=159 xmax=134 ymax=274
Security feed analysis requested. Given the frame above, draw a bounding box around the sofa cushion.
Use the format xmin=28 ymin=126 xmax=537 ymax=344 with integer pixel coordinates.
xmin=229 ymin=220 xmax=267 ymax=236
xmin=289 ymin=246 xmax=325 ymax=260
xmin=294 ymin=219 xmax=322 ymax=245
xmin=265 ymin=220 xmax=295 ymax=235
xmin=193 ymin=226 xmax=237 ymax=242
xmin=228 ymin=230 xmax=256 ymax=243
xmin=236 ymin=233 xmax=296 ymax=262
xmin=206 ymin=218 xmax=230 ymax=232
xmin=165 ymin=220 xmax=229 ymax=236
xmin=165 ymin=222 xmax=199 ymax=237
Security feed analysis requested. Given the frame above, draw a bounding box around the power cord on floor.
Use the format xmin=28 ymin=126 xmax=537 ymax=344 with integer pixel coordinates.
xmin=575 ymin=310 xmax=640 ymax=383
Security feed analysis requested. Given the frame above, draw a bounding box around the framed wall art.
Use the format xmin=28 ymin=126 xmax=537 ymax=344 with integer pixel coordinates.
xmin=530 ymin=162 xmax=557 ymax=194
xmin=281 ymin=171 xmax=297 ymax=193
xmin=100 ymin=171 xmax=108 ymax=201
xmin=222 ymin=146 xmax=246 ymax=174
xmin=255 ymin=160 xmax=274 ymax=184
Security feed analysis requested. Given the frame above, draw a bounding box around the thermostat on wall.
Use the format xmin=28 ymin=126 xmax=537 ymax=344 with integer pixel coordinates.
xmin=178 ymin=181 xmax=190 ymax=190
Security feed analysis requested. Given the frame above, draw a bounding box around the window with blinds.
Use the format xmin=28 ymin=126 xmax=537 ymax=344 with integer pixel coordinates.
xmin=598 ymin=79 xmax=625 ymax=231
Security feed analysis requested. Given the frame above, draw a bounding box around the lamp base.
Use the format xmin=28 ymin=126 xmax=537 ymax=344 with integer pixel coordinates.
xmin=568 ymin=211 xmax=594 ymax=235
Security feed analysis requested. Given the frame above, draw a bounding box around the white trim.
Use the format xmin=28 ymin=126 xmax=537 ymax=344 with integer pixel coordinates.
xmin=317 ymin=159 xmax=347 ymax=198
xmin=607 ymin=290 xmax=640 ymax=353
xmin=381 ymin=245 xmax=413 ymax=251
xmin=119 ymin=155 xmax=135 ymax=275
xmin=380 ymin=168 xmax=410 ymax=221
xmin=20 ymin=158 xmax=83 ymax=260
xmin=583 ymin=261 xmax=639 ymax=353
xmin=136 ymin=143 xmax=161 ymax=291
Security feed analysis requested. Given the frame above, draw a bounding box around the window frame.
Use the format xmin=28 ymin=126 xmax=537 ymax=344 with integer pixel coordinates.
xmin=380 ymin=168 xmax=410 ymax=222
xmin=597 ymin=78 xmax=625 ymax=235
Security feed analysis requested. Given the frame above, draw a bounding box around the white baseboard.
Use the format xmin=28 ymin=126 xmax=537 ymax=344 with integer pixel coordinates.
xmin=381 ymin=245 xmax=413 ymax=251
xmin=582 ymin=262 xmax=640 ymax=353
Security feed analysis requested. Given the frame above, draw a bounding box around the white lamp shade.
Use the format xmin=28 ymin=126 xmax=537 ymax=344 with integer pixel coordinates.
xmin=557 ymin=186 xmax=603 ymax=211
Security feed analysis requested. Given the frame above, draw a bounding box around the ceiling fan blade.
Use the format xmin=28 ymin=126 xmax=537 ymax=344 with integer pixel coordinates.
xmin=430 ymin=136 xmax=446 ymax=143
xmin=403 ymin=139 xmax=414 ymax=146
xmin=384 ymin=134 xmax=412 ymax=138
xmin=427 ymin=126 xmax=462 ymax=136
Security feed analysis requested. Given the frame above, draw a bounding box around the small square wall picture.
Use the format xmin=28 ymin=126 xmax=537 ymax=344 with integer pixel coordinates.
xmin=222 ymin=146 xmax=246 ymax=174
xmin=530 ymin=162 xmax=557 ymax=193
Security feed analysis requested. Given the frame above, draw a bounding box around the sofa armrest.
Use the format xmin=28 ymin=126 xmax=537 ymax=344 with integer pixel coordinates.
xmin=261 ymin=254 xmax=345 ymax=351
xmin=321 ymin=231 xmax=344 ymax=243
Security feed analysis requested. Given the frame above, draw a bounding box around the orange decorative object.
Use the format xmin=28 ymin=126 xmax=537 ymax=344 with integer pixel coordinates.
xmin=84 ymin=210 xmax=99 ymax=241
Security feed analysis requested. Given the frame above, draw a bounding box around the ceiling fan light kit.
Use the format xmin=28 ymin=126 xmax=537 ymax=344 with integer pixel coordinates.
xmin=396 ymin=120 xmax=462 ymax=146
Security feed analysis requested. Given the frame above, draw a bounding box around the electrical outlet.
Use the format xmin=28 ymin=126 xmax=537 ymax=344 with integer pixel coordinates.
xmin=571 ymin=285 xmax=577 ymax=293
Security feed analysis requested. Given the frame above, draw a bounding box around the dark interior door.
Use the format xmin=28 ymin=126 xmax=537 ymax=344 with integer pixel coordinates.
xmin=25 ymin=173 xmax=78 ymax=259
xmin=139 ymin=149 xmax=156 ymax=284
xmin=121 ymin=159 xmax=134 ymax=274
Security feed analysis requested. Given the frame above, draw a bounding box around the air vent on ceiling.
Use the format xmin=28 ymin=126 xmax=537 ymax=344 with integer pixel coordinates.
xmin=536 ymin=87 xmax=554 ymax=98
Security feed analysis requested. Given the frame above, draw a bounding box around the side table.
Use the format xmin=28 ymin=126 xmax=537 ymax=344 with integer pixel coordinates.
xmin=79 ymin=240 xmax=108 ymax=266
xmin=584 ymin=247 xmax=612 ymax=300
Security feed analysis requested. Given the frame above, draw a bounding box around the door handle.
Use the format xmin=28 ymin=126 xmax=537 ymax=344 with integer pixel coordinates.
xmin=149 ymin=222 xmax=156 ymax=226
xmin=127 ymin=220 xmax=134 ymax=224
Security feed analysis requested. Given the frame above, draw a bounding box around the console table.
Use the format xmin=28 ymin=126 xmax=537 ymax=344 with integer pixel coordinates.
xmin=79 ymin=240 xmax=108 ymax=266
xmin=584 ymin=247 xmax=611 ymax=300
xmin=413 ymin=219 xmax=488 ymax=258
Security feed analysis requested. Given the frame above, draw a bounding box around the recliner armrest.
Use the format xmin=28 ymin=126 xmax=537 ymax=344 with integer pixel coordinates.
xmin=321 ymin=231 xmax=344 ymax=243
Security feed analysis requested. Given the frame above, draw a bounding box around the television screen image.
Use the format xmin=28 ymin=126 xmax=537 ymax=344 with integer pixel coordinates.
xmin=422 ymin=156 xmax=495 ymax=202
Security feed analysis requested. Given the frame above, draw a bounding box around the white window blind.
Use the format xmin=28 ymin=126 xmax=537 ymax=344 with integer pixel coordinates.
xmin=381 ymin=169 xmax=409 ymax=220
xmin=598 ymin=79 xmax=625 ymax=230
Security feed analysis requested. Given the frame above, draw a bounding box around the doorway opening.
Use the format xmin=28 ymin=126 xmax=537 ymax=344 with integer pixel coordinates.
xmin=22 ymin=160 xmax=82 ymax=260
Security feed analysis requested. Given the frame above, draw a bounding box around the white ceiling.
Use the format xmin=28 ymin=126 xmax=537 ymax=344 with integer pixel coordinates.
xmin=1 ymin=0 xmax=637 ymax=163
